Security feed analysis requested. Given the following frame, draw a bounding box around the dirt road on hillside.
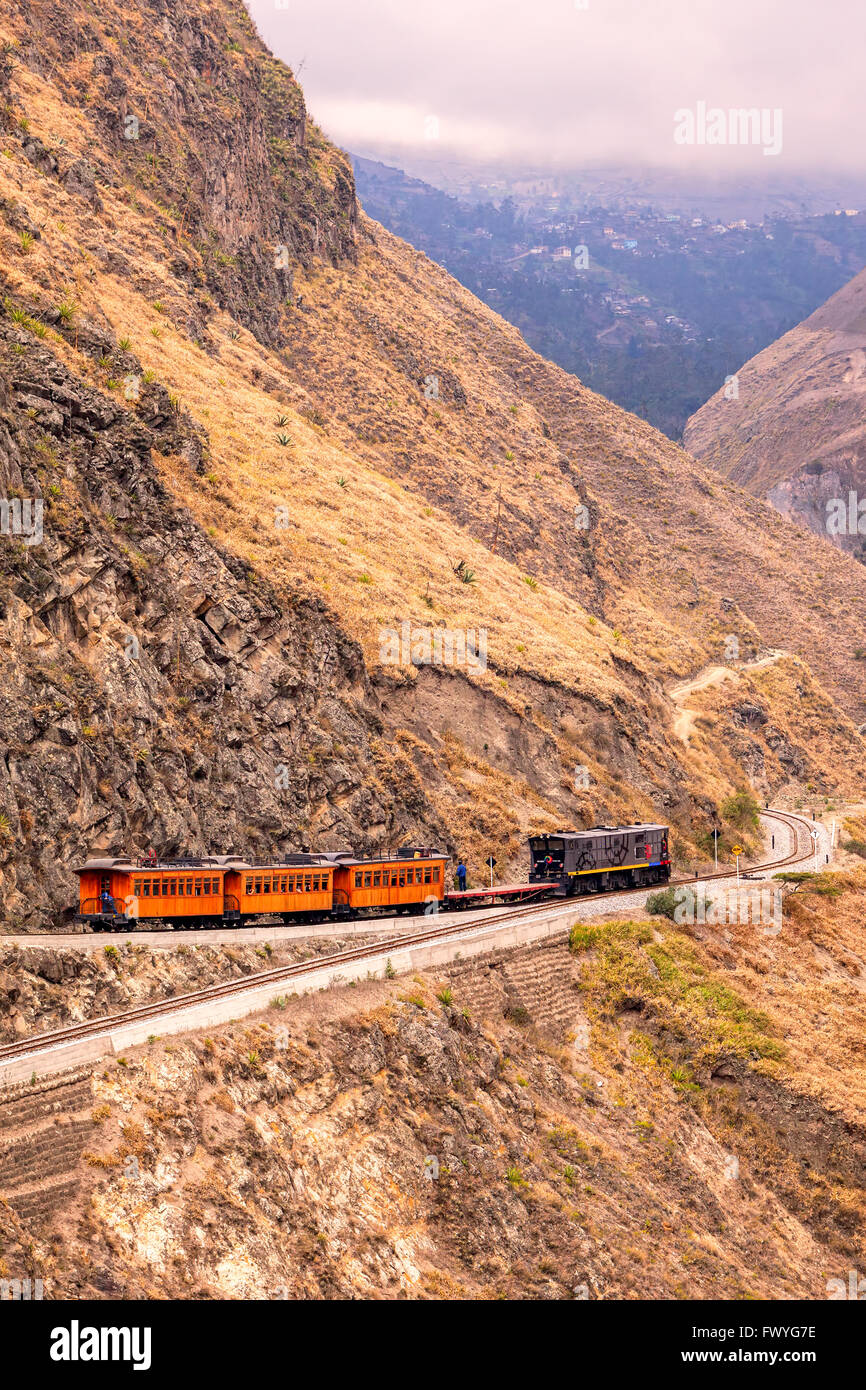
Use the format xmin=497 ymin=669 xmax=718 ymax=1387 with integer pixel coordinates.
xmin=669 ymin=651 xmax=785 ymax=744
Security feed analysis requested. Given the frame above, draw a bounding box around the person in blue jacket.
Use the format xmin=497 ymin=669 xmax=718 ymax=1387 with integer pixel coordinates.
xmin=456 ymin=862 xmax=467 ymax=892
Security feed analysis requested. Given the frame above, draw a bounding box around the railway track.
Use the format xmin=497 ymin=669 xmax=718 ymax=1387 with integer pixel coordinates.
xmin=0 ymin=810 xmax=815 ymax=1066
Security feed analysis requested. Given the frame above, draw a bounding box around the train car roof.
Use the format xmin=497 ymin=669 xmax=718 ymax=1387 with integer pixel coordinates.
xmin=333 ymin=851 xmax=450 ymax=867
xmin=534 ymin=823 xmax=668 ymax=838
xmin=76 ymin=849 xmax=451 ymax=874
xmin=75 ymin=856 xmax=248 ymax=874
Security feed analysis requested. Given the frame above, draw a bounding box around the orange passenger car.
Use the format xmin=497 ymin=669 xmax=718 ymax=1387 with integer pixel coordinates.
xmin=331 ymin=851 xmax=449 ymax=917
xmin=74 ymin=847 xmax=451 ymax=929
xmin=75 ymin=857 xmax=237 ymax=928
xmin=223 ymin=859 xmax=334 ymax=923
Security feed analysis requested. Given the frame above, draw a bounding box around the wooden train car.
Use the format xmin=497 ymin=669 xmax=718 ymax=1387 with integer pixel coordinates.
xmin=74 ymin=847 xmax=450 ymax=929
xmin=331 ymin=850 xmax=448 ymax=917
xmin=75 ymin=856 xmax=243 ymax=928
xmin=224 ymin=856 xmax=334 ymax=924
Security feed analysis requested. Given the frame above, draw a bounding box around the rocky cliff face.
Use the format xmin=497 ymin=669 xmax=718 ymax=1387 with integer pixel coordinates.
xmin=0 ymin=321 xmax=455 ymax=925
xmin=0 ymin=0 xmax=865 ymax=928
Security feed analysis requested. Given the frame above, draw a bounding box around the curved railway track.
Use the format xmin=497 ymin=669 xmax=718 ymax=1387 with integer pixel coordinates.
xmin=0 ymin=810 xmax=816 ymax=1066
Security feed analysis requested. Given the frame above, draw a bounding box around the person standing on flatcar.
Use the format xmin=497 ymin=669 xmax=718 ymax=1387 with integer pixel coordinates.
xmin=456 ymin=861 xmax=467 ymax=892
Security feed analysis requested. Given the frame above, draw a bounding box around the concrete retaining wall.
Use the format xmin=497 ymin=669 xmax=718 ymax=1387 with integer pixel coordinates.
xmin=0 ymin=902 xmax=580 ymax=1086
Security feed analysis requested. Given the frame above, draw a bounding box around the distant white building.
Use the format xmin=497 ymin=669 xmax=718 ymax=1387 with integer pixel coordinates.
xmin=552 ymin=246 xmax=572 ymax=258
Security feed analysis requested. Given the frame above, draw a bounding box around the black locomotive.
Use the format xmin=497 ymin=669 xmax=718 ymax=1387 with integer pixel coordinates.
xmin=528 ymin=823 xmax=670 ymax=895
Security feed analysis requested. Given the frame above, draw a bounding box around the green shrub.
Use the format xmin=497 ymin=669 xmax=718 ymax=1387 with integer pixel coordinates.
xmin=720 ymin=789 xmax=760 ymax=832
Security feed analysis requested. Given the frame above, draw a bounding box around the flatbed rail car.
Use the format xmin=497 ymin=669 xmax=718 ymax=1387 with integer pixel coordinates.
xmin=528 ymin=823 xmax=670 ymax=896
xmin=74 ymin=847 xmax=450 ymax=929
xmin=443 ymin=882 xmax=552 ymax=910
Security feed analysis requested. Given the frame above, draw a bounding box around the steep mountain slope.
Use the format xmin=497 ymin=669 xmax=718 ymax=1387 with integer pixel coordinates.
xmin=684 ymin=267 xmax=866 ymax=560
xmin=0 ymin=0 xmax=864 ymax=927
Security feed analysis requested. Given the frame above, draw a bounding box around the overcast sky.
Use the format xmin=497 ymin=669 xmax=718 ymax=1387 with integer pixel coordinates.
xmin=246 ymin=0 xmax=863 ymax=173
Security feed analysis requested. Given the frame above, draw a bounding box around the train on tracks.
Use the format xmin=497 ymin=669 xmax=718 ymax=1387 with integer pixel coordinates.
xmin=74 ymin=822 xmax=670 ymax=930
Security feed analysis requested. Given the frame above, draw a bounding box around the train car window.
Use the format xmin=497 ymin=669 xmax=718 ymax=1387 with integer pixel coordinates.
xmin=134 ymin=880 xmax=142 ymax=895
xmin=245 ymin=877 xmax=253 ymax=894
xmin=354 ymin=871 xmax=362 ymax=887
xmin=433 ymin=867 xmax=440 ymax=882
xmin=416 ymin=868 xmax=424 ymax=883
xmin=162 ymin=880 xmax=169 ymax=895
xmin=178 ymin=881 xmax=185 ymax=896
xmin=424 ymin=867 xmax=431 ymax=883
xmin=399 ymin=870 xmax=406 ymax=886
xmin=311 ymin=875 xmax=319 ymax=891
xmin=363 ymin=872 xmax=372 ymax=887
xmin=288 ymin=875 xmax=295 ymax=892
xmin=280 ymin=876 xmax=287 ymax=893
xmin=304 ymin=875 xmax=312 ymax=892
xmin=194 ymin=879 xmax=202 ymax=896
xmin=168 ymin=879 xmax=175 ymax=894
xmin=141 ymin=881 xmax=150 ymax=897
xmin=391 ymin=872 xmax=398 ymax=886
xmin=263 ymin=878 xmax=271 ymax=894
xmin=254 ymin=877 xmax=262 ymax=894
xmin=373 ymin=871 xmax=381 ymax=887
